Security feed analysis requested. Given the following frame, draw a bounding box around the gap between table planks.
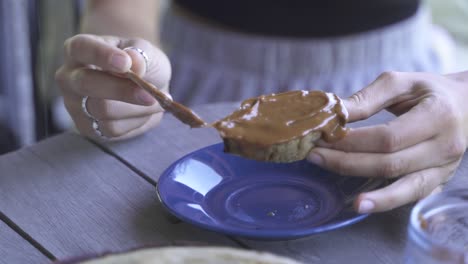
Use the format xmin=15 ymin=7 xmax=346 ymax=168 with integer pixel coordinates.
xmin=0 ymin=219 xmax=50 ymax=264
xmin=95 ymin=102 xmax=468 ymax=264
xmin=0 ymin=133 xmax=238 ymax=262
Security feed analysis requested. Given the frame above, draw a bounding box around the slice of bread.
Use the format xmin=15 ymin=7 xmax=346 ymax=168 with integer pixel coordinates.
xmin=222 ymin=130 xmax=322 ymax=163
xmin=213 ymin=90 xmax=348 ymax=163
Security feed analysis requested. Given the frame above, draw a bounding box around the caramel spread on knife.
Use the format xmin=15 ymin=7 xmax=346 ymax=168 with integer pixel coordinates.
xmin=126 ymin=71 xmax=207 ymax=128
xmin=212 ymin=90 xmax=348 ymax=145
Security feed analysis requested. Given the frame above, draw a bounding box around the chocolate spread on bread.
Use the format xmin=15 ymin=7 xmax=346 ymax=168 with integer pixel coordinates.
xmin=212 ymin=90 xmax=348 ymax=162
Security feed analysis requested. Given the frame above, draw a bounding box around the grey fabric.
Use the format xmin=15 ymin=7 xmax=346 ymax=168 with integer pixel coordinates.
xmin=162 ymin=6 xmax=449 ymax=106
xmin=0 ymin=0 xmax=36 ymax=147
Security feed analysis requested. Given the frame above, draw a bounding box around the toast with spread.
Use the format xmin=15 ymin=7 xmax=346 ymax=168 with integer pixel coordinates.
xmin=212 ymin=90 xmax=348 ymax=162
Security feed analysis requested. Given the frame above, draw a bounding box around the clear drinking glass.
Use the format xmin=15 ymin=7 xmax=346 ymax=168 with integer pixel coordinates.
xmin=405 ymin=189 xmax=468 ymax=264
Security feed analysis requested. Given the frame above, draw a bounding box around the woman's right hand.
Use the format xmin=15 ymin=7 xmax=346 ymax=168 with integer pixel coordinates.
xmin=55 ymin=34 xmax=171 ymax=140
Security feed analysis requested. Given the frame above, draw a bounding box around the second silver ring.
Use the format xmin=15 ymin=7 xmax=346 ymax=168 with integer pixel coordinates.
xmin=81 ymin=96 xmax=108 ymax=139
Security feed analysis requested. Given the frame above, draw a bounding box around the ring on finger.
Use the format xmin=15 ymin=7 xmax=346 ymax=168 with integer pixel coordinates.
xmin=81 ymin=95 xmax=94 ymax=119
xmin=123 ymin=46 xmax=149 ymax=72
xmin=91 ymin=119 xmax=107 ymax=138
xmin=81 ymin=96 xmax=109 ymax=139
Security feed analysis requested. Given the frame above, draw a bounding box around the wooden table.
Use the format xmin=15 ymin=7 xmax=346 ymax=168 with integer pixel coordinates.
xmin=0 ymin=102 xmax=466 ymax=264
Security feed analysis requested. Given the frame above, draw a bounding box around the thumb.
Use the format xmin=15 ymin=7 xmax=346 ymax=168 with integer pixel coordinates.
xmin=344 ymin=71 xmax=409 ymax=122
xmin=123 ymin=46 xmax=148 ymax=77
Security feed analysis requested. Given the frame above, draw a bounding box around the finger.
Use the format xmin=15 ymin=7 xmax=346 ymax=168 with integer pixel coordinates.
xmin=73 ymin=111 xmax=162 ymax=140
xmin=344 ymin=71 xmax=425 ymax=122
xmin=385 ymin=97 xmax=421 ymax=116
xmin=320 ymin=97 xmax=441 ymax=153
xmin=97 ymin=115 xmax=155 ymax=138
xmin=63 ymin=68 xmax=156 ymax=106
xmin=64 ymin=34 xmax=131 ymax=72
xmin=429 ymin=185 xmax=444 ymax=195
xmin=354 ymin=163 xmax=457 ymax=213
xmin=86 ymin=98 xmax=162 ymax=120
xmin=125 ymin=47 xmax=148 ymax=76
xmin=65 ymin=96 xmax=163 ymax=121
xmin=111 ymin=112 xmax=163 ymax=140
xmin=120 ymin=38 xmax=171 ymax=90
xmin=307 ymin=136 xmax=463 ymax=178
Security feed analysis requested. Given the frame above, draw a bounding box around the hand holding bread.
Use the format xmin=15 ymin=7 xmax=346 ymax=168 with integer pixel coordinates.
xmin=307 ymin=71 xmax=468 ymax=213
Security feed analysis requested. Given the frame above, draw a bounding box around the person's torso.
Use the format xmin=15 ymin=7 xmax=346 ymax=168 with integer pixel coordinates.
xmin=174 ymin=0 xmax=420 ymax=37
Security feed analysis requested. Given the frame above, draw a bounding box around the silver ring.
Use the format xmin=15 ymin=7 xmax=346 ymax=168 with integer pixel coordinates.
xmin=123 ymin=46 xmax=149 ymax=72
xmin=91 ymin=119 xmax=106 ymax=138
xmin=81 ymin=96 xmax=108 ymax=139
xmin=81 ymin=96 xmax=94 ymax=119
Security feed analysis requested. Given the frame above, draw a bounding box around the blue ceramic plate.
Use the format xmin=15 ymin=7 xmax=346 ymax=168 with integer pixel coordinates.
xmin=157 ymin=143 xmax=385 ymax=240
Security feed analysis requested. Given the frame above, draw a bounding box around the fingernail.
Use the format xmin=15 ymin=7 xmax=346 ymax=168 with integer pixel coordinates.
xmin=110 ymin=54 xmax=130 ymax=72
xmin=135 ymin=89 xmax=155 ymax=105
xmin=307 ymin=152 xmax=323 ymax=166
xmin=358 ymin=199 xmax=375 ymax=214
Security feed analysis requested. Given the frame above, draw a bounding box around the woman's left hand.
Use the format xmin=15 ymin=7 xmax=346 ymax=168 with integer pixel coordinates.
xmin=307 ymin=71 xmax=468 ymax=213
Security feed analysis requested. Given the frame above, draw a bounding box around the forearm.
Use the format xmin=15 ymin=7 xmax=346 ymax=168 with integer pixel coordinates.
xmin=81 ymin=0 xmax=160 ymax=44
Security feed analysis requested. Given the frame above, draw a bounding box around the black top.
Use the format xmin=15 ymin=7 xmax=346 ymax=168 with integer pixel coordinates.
xmin=174 ymin=0 xmax=420 ymax=37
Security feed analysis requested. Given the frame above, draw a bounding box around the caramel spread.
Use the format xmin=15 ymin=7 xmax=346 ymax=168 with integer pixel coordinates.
xmin=127 ymin=70 xmax=348 ymax=162
xmin=212 ymin=90 xmax=348 ymax=146
xmin=126 ymin=72 xmax=207 ymax=128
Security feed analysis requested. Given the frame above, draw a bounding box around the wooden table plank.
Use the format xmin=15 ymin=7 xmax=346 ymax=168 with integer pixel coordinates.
xmin=237 ymin=207 xmax=410 ymax=264
xmin=0 ymin=133 xmax=237 ymax=261
xmin=0 ymin=220 xmax=50 ymax=264
xmin=97 ymin=102 xmax=468 ymax=264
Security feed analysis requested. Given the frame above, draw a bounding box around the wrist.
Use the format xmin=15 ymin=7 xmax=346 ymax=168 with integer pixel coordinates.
xmin=81 ymin=1 xmax=159 ymax=44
